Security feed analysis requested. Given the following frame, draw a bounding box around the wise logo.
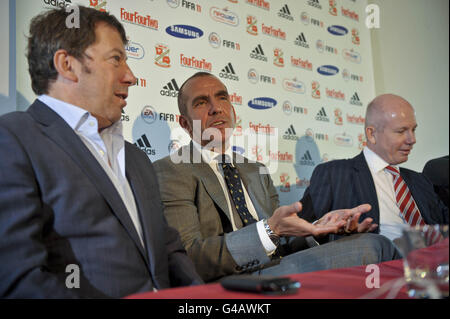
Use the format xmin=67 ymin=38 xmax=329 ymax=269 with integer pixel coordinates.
xmin=155 ymin=44 xmax=171 ymax=68
xmin=210 ymin=7 xmax=239 ymax=26
xmin=334 ymin=133 xmax=354 ymax=147
xmin=246 ymin=15 xmax=258 ymax=35
xmin=273 ymin=48 xmax=284 ymax=67
xmin=125 ymin=41 xmax=145 ymax=60
xmin=282 ymin=79 xmax=306 ymax=94
xmin=343 ymin=49 xmax=361 ymax=63
xmin=135 ymin=135 xmax=156 ymax=156
xmin=89 ymin=0 xmax=106 ymax=12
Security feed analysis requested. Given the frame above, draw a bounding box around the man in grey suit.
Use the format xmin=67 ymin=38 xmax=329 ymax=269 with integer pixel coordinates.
xmin=0 ymin=6 xmax=202 ymax=298
xmin=153 ymin=72 xmax=400 ymax=282
xmin=301 ymin=94 xmax=448 ymax=242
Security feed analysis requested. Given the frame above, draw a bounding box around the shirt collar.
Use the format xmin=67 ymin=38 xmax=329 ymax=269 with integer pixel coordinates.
xmin=38 ymin=95 xmax=90 ymax=131
xmin=363 ymin=147 xmax=398 ymax=173
xmin=192 ymin=140 xmax=234 ymax=165
xmin=38 ymin=94 xmax=123 ymax=137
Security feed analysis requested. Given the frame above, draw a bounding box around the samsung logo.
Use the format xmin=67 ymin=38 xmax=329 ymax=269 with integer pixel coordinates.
xmin=232 ymin=146 xmax=245 ymax=155
xmin=166 ymin=24 xmax=204 ymax=39
xmin=327 ymin=25 xmax=348 ymax=36
xmin=248 ymin=97 xmax=278 ymax=110
xmin=317 ymin=65 xmax=339 ymax=76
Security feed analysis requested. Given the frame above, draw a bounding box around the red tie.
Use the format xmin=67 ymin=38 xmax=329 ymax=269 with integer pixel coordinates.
xmin=384 ymin=165 xmax=425 ymax=226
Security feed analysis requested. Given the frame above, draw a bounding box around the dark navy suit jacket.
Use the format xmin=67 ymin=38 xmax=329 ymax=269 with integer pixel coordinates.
xmin=0 ymin=100 xmax=202 ymax=298
xmin=300 ymin=152 xmax=448 ymax=239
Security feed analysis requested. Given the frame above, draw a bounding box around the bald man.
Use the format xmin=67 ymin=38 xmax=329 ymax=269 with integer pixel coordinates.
xmin=300 ymin=94 xmax=448 ymax=242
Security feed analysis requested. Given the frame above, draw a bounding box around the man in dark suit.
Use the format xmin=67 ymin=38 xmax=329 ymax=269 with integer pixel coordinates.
xmin=0 ymin=6 xmax=202 ymax=298
xmin=301 ymin=94 xmax=448 ymax=242
xmin=423 ymin=155 xmax=449 ymax=208
xmin=153 ymin=72 xmax=400 ymax=282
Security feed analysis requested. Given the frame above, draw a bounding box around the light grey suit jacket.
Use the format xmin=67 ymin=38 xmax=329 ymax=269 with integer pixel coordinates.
xmin=0 ymin=100 xmax=202 ymax=298
xmin=154 ymin=143 xmax=307 ymax=282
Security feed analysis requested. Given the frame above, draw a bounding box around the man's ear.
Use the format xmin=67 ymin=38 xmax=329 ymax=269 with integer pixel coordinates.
xmin=53 ymin=49 xmax=79 ymax=83
xmin=179 ymin=115 xmax=192 ymax=136
xmin=366 ymin=126 xmax=376 ymax=144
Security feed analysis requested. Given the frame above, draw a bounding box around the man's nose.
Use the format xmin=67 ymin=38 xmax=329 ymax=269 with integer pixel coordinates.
xmin=407 ymin=131 xmax=416 ymax=145
xmin=209 ymin=99 xmax=222 ymax=115
xmin=123 ymin=63 xmax=137 ymax=87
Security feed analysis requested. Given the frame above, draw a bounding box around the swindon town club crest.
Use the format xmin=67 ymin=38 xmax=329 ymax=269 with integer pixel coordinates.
xmin=352 ymin=28 xmax=360 ymax=45
xmin=90 ymin=0 xmax=107 ymax=12
xmin=246 ymin=15 xmax=258 ymax=35
xmin=329 ymin=0 xmax=337 ymax=16
xmin=273 ymin=48 xmax=284 ymax=67
xmin=311 ymin=81 xmax=321 ymax=99
xmin=155 ymin=44 xmax=171 ymax=68
xmin=334 ymin=108 xmax=343 ymax=125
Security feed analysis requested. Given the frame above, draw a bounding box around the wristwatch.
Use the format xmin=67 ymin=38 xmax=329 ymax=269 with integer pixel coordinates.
xmin=263 ymin=219 xmax=280 ymax=247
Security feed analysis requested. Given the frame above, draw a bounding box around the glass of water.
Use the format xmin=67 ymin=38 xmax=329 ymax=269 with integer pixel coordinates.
xmin=393 ymin=224 xmax=449 ymax=299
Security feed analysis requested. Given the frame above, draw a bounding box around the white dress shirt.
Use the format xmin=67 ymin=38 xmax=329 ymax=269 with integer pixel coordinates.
xmin=38 ymin=95 xmax=144 ymax=247
xmin=363 ymin=147 xmax=407 ymax=240
xmin=192 ymin=141 xmax=277 ymax=255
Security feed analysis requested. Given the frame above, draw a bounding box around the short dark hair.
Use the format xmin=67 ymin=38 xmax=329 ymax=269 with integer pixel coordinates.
xmin=177 ymin=72 xmax=217 ymax=118
xmin=27 ymin=5 xmax=127 ymax=95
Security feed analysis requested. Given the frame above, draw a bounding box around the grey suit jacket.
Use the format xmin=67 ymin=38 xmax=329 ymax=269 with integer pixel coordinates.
xmin=0 ymin=100 xmax=202 ymax=298
xmin=301 ymin=151 xmax=449 ymax=241
xmin=154 ymin=144 xmax=308 ymax=282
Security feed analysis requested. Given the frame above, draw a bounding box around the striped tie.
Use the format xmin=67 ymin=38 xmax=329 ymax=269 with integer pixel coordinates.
xmin=385 ymin=165 xmax=425 ymax=226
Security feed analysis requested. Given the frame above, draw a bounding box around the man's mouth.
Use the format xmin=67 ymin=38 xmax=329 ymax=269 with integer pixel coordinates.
xmin=209 ymin=120 xmax=227 ymax=128
xmin=115 ymin=93 xmax=128 ymax=106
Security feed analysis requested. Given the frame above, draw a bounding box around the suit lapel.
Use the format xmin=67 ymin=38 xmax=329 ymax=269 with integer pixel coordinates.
xmin=352 ymin=152 xmax=380 ymax=224
xmin=28 ymin=100 xmax=148 ymax=260
xmin=236 ymin=162 xmax=271 ymax=220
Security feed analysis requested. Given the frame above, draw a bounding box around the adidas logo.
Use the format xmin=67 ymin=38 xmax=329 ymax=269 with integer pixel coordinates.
xmin=299 ymin=150 xmax=315 ymax=166
xmin=307 ymin=0 xmax=322 ymax=9
xmin=278 ymin=4 xmax=294 ymax=21
xmin=350 ymin=92 xmax=363 ymax=106
xmin=315 ymin=107 xmax=329 ymax=122
xmin=283 ymin=125 xmax=299 ymax=141
xmin=219 ymin=63 xmax=239 ymax=81
xmin=160 ymin=79 xmax=179 ymax=97
xmin=250 ymin=44 xmax=268 ymax=62
xmin=121 ymin=109 xmax=129 ymax=122
xmin=294 ymin=33 xmax=309 ymax=48
xmin=135 ymin=135 xmax=156 ymax=156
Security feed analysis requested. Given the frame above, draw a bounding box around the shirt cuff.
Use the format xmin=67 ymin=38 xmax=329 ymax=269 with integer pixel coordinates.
xmin=256 ymin=220 xmax=277 ymax=255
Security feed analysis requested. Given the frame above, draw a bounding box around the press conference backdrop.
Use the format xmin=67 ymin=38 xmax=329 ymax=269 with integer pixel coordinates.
xmin=15 ymin=0 xmax=375 ymax=205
